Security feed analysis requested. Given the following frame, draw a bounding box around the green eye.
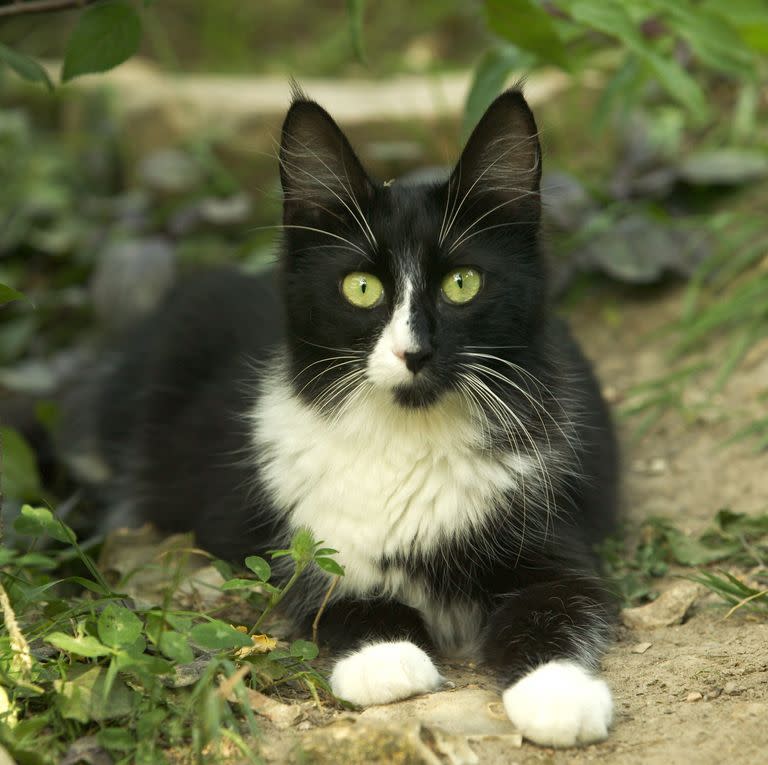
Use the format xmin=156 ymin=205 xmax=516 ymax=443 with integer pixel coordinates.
xmin=441 ymin=267 xmax=482 ymax=304
xmin=341 ymin=272 xmax=384 ymax=308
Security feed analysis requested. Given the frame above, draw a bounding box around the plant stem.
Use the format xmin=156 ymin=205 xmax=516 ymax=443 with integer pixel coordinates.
xmin=312 ymin=575 xmax=340 ymax=644
xmin=250 ymin=563 xmax=307 ymax=634
xmin=0 ymin=0 xmax=98 ymax=18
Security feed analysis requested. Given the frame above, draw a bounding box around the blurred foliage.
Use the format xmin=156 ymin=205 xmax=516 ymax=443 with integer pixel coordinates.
xmin=0 ymin=0 xmax=484 ymax=78
xmin=466 ymin=0 xmax=768 ymax=135
xmin=0 ymin=1 xmax=144 ymax=86
xmin=600 ymin=508 xmax=768 ymax=606
xmin=0 ymin=104 xmax=274 ymax=374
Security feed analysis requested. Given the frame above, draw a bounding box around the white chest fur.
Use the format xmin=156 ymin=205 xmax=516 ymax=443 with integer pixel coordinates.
xmin=252 ymin=371 xmax=534 ymax=600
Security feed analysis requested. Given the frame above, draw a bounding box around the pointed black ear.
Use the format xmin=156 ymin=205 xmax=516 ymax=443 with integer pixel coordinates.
xmin=449 ymin=89 xmax=541 ymax=222
xmin=279 ymin=98 xmax=373 ymax=225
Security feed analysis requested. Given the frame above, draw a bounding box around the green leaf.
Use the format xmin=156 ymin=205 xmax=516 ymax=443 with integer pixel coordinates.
xmin=66 ymin=575 xmax=113 ymax=596
xmin=666 ymin=534 xmax=738 ymax=566
xmin=570 ymin=0 xmax=708 ymax=120
xmin=62 ymin=1 xmax=142 ymax=82
xmin=244 ymin=555 xmax=271 ymax=581
xmin=16 ymin=552 xmax=58 ymax=570
xmin=0 ymin=283 xmax=27 ymax=306
xmin=157 ymin=630 xmax=194 ymax=663
xmin=347 ymin=0 xmax=366 ymax=62
xmin=711 ymin=509 xmax=768 ymax=539
xmin=54 ymin=666 xmax=134 ymax=723
xmin=1 ymin=428 xmax=42 ymax=501
xmin=46 ymin=632 xmax=112 ymax=658
xmin=99 ymin=727 xmax=136 ymax=753
xmin=98 ymin=603 xmax=143 ymax=648
xmin=315 ymin=557 xmax=345 ymax=576
xmin=221 ymin=578 xmax=261 ymax=590
xmin=290 ymin=639 xmax=319 ymax=661
xmin=289 ymin=527 xmax=317 ymax=565
xmin=678 ymin=149 xmax=768 ymax=185
xmin=484 ymin=0 xmax=569 ymax=68
xmin=189 ymin=620 xmax=253 ymax=650
xmin=656 ymin=2 xmax=756 ymax=78
xmin=0 ymin=44 xmax=53 ymax=90
xmin=463 ymin=46 xmax=533 ymax=139
xmin=0 ymin=549 xmax=17 ymax=565
xmin=314 ymin=548 xmax=339 ymax=556
xmin=643 ymin=52 xmax=709 ymax=123
xmin=13 ymin=505 xmax=73 ymax=544
xmin=570 ymin=0 xmax=645 ymax=48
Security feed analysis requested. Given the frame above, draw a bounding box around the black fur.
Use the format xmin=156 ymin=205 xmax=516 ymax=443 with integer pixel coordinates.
xmin=69 ymin=89 xmax=619 ymax=686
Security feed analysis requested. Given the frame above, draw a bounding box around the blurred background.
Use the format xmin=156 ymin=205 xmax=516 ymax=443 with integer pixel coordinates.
xmin=1 ymin=0 xmax=767 ymax=552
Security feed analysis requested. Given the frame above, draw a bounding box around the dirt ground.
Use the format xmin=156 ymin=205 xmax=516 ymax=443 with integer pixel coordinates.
xmin=241 ymin=283 xmax=768 ymax=765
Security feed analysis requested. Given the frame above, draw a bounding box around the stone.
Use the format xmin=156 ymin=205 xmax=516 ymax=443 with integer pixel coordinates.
xmin=359 ymin=688 xmax=515 ymax=737
xmin=296 ymin=720 xmax=441 ymax=765
xmin=621 ymin=581 xmax=701 ymax=629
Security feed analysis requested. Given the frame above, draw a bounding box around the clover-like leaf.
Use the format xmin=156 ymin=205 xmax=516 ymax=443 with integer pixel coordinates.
xmin=189 ymin=620 xmax=253 ymax=650
xmin=98 ymin=603 xmax=143 ymax=649
xmin=244 ymin=555 xmax=271 ymax=582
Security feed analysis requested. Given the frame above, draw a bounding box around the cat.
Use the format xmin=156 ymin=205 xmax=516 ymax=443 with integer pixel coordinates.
xmin=67 ymin=87 xmax=619 ymax=748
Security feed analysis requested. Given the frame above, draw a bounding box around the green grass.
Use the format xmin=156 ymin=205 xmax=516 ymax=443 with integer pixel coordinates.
xmin=0 ymin=506 xmax=344 ymax=765
xmin=619 ymin=207 xmax=768 ymax=449
xmin=600 ymin=508 xmax=768 ymax=613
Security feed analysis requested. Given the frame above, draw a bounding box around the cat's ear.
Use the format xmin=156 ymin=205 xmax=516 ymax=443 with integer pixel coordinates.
xmin=279 ymin=96 xmax=373 ymax=225
xmin=449 ymin=89 xmax=541 ymax=219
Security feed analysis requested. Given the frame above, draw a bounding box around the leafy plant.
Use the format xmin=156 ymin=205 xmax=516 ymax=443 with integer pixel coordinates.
xmin=687 ymin=570 xmax=768 ymax=615
xmin=0 ymin=0 xmax=145 ymax=87
xmin=0 ymin=505 xmax=344 ymax=764
xmin=600 ymin=508 xmax=768 ymax=608
xmin=465 ymin=0 xmax=767 ymax=133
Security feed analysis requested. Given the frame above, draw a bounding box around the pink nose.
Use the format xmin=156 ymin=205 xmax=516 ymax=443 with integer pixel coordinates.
xmin=393 ymin=348 xmax=406 ymax=361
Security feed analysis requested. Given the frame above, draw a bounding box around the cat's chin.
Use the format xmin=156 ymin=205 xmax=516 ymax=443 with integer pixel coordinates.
xmin=391 ymin=384 xmax=442 ymax=409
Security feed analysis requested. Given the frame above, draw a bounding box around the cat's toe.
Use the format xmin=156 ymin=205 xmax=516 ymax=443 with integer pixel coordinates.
xmin=330 ymin=640 xmax=441 ymax=706
xmin=502 ymin=660 xmax=613 ymax=748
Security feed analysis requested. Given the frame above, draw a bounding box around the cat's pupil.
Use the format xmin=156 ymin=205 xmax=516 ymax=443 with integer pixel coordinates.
xmin=361 ymin=280 xmax=367 ymax=294
xmin=456 ymin=274 xmax=464 ymax=289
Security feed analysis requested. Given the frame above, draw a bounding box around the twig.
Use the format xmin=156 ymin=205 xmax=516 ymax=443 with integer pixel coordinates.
xmin=217 ymin=663 xmax=252 ymax=700
xmin=312 ymin=575 xmax=340 ymax=645
xmin=721 ymin=588 xmax=768 ymax=620
xmin=0 ymin=0 xmax=99 ymax=19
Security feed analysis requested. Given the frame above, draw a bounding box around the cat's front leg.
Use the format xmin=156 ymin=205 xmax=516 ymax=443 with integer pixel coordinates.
xmin=483 ymin=577 xmax=615 ymax=747
xmin=303 ymin=596 xmax=443 ymax=706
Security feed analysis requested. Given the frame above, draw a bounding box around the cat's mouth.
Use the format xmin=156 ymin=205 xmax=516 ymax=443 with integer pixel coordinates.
xmin=391 ymin=379 xmax=442 ymax=409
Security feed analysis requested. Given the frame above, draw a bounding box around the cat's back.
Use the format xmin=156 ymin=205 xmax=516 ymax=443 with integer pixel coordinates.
xmin=68 ymin=268 xmax=284 ymax=544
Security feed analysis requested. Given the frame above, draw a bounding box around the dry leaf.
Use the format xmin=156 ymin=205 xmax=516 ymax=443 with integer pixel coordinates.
xmin=621 ymin=581 xmax=701 ymax=629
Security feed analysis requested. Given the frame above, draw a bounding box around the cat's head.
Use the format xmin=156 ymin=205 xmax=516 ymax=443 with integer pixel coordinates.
xmin=278 ymin=88 xmax=545 ymax=412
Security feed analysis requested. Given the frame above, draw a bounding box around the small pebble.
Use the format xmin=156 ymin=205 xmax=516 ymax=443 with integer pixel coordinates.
xmin=724 ymin=681 xmax=741 ymax=695
xmin=631 ymin=642 xmax=653 ymax=654
xmin=686 ymin=691 xmax=703 ymax=702
xmin=705 ymin=688 xmax=722 ymax=700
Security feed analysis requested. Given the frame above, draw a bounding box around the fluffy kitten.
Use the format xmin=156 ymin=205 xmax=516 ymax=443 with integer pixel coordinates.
xmin=70 ymin=89 xmax=619 ymax=747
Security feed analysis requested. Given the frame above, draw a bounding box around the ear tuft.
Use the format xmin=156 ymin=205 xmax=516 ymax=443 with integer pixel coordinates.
xmin=289 ymin=77 xmax=308 ymax=104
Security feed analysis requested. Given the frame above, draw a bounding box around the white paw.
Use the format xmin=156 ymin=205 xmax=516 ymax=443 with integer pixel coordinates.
xmin=502 ymin=660 xmax=613 ymax=747
xmin=330 ymin=641 xmax=442 ymax=706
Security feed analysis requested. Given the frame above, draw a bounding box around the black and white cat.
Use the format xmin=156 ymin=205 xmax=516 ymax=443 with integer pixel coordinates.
xmin=70 ymin=89 xmax=619 ymax=747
